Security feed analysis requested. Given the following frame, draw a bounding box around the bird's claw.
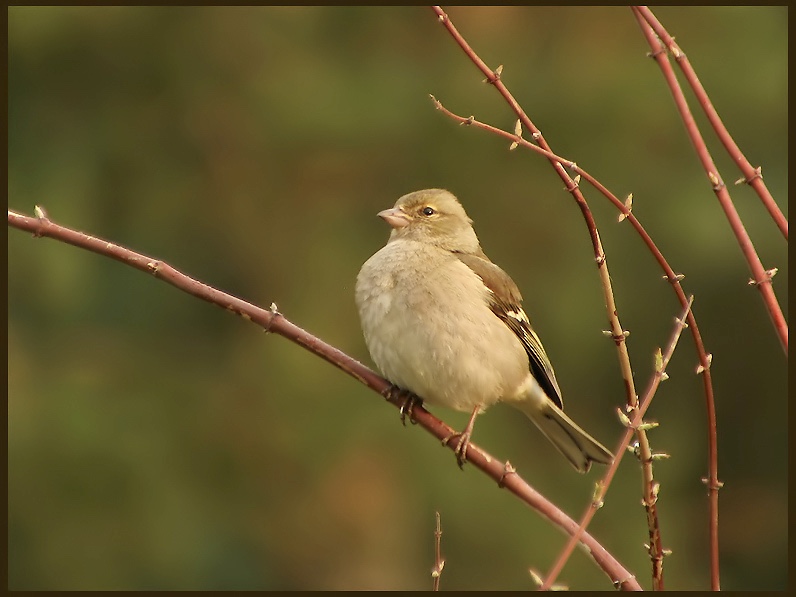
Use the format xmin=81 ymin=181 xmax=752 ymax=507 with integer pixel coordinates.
xmin=442 ymin=429 xmax=472 ymax=469
xmin=384 ymin=384 xmax=421 ymax=426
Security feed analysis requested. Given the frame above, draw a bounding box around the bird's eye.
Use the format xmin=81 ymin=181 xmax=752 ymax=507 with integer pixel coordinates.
xmin=422 ymin=206 xmax=436 ymax=216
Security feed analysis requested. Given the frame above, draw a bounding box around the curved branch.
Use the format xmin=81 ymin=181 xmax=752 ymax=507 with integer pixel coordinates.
xmin=631 ymin=6 xmax=787 ymax=354
xmin=7 ymin=208 xmax=642 ymax=591
xmin=633 ymin=5 xmax=787 ymax=241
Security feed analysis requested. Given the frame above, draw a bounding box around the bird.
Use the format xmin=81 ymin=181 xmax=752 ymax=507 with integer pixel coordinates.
xmin=355 ymin=189 xmax=613 ymax=472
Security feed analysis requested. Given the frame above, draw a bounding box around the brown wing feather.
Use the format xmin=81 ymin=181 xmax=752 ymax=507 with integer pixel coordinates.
xmin=455 ymin=252 xmax=564 ymax=410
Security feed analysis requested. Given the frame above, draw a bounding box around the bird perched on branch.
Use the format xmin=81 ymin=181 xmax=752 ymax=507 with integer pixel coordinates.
xmin=355 ymin=189 xmax=613 ymax=472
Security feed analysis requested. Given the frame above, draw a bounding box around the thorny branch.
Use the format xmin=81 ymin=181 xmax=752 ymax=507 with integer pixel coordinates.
xmin=632 ymin=6 xmax=787 ymax=356
xmin=633 ymin=6 xmax=787 ymax=242
xmin=7 ymin=208 xmax=642 ymax=590
xmin=541 ymin=297 xmax=694 ymax=591
xmin=431 ymin=6 xmax=679 ymax=589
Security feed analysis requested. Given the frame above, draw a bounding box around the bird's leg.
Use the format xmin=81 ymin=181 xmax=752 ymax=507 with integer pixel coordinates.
xmin=384 ymin=384 xmax=421 ymax=426
xmin=442 ymin=405 xmax=481 ymax=469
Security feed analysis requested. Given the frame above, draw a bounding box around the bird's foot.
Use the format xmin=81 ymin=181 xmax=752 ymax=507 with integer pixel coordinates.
xmin=441 ymin=428 xmax=472 ymax=469
xmin=384 ymin=384 xmax=421 ymax=426
xmin=441 ymin=405 xmax=481 ymax=469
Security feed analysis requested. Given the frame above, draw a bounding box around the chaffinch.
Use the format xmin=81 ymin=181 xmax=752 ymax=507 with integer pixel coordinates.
xmin=355 ymin=189 xmax=613 ymax=472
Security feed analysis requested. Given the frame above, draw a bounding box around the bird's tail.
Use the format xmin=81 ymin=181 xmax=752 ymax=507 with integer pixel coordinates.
xmin=519 ymin=400 xmax=613 ymax=473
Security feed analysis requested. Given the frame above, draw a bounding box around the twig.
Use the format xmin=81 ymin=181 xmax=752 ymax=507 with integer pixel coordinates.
xmin=542 ymin=297 xmax=693 ymax=591
xmin=428 ymin=7 xmax=722 ymax=588
xmin=7 ymin=208 xmax=642 ymax=591
xmin=434 ymin=99 xmax=722 ymax=590
xmin=631 ymin=6 xmax=787 ymax=355
xmin=633 ymin=6 xmax=787 ymax=241
xmin=431 ymin=512 xmax=444 ymax=591
xmin=430 ymin=7 xmax=667 ymax=586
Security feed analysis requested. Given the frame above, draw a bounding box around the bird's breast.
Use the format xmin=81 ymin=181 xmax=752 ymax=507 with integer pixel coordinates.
xmin=356 ymin=241 xmax=529 ymax=413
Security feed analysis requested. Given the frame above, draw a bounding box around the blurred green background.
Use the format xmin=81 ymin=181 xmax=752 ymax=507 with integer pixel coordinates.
xmin=8 ymin=6 xmax=787 ymax=591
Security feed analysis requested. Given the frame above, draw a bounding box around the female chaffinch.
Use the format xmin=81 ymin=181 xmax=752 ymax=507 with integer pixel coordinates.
xmin=355 ymin=189 xmax=612 ymax=472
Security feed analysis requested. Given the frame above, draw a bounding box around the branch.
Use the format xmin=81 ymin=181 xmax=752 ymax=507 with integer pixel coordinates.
xmin=428 ymin=6 xmax=723 ymax=588
xmin=633 ymin=6 xmax=787 ymax=241
xmin=541 ymin=297 xmax=693 ymax=591
xmin=431 ymin=511 xmax=444 ymax=591
xmin=7 ymin=208 xmax=642 ymax=591
xmin=631 ymin=6 xmax=787 ymax=355
xmin=430 ymin=6 xmax=674 ymax=586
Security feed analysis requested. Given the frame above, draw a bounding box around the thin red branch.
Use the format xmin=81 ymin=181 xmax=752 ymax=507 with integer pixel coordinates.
xmin=434 ymin=94 xmax=721 ymax=595
xmin=429 ymin=6 xmax=672 ymax=585
xmin=634 ymin=6 xmax=787 ymax=241
xmin=429 ymin=6 xmax=728 ymax=586
xmin=542 ymin=297 xmax=694 ymax=591
xmin=631 ymin=7 xmax=787 ymax=356
xmin=7 ymin=208 xmax=642 ymax=591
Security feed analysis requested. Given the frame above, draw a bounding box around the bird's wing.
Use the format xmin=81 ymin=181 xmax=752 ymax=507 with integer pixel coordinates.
xmin=455 ymin=251 xmax=564 ymax=410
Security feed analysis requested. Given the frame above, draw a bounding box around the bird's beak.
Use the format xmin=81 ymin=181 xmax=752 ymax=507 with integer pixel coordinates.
xmin=378 ymin=207 xmax=411 ymax=229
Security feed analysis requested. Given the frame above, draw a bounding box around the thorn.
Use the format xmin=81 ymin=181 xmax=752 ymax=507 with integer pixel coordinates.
xmin=702 ymin=477 xmax=725 ymax=489
xmin=614 ymin=575 xmax=637 ymax=590
xmin=32 ymin=205 xmax=51 ymax=237
xmin=482 ymin=64 xmax=504 ymax=84
xmin=739 ymin=166 xmax=764 ymax=183
xmin=695 ymin=353 xmax=713 ymax=374
xmin=513 ymin=119 xmax=522 ymax=137
xmin=662 ymin=273 xmax=685 ymax=283
xmin=637 ymin=421 xmax=659 ymax=431
xmin=747 ymin=269 xmax=777 ymax=287
xmin=264 ymin=302 xmax=281 ymax=333
xmin=649 ymin=481 xmax=660 ymax=502
xmin=498 ymin=460 xmax=517 ymax=488
xmin=564 ymin=176 xmax=580 ymax=192
xmin=708 ymin=171 xmax=724 ymax=191
xmin=509 ymin=141 xmax=519 ymax=151
xmin=592 ymin=480 xmax=606 ymax=508
xmin=460 ymin=115 xmax=474 ymax=126
xmin=653 ymin=347 xmax=664 ymax=373
xmin=651 ymin=452 xmax=671 ymax=461
xmin=618 ymin=193 xmax=633 ymax=222
xmin=529 ymin=569 xmax=544 ymax=588
xmin=617 ymin=408 xmax=632 ymax=427
xmin=531 ymin=131 xmax=542 ymax=140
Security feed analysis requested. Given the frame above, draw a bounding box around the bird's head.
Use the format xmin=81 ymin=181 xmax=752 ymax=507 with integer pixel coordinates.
xmin=378 ymin=189 xmax=482 ymax=253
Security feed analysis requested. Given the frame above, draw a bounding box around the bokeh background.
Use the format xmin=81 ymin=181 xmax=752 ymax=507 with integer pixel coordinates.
xmin=8 ymin=6 xmax=787 ymax=591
